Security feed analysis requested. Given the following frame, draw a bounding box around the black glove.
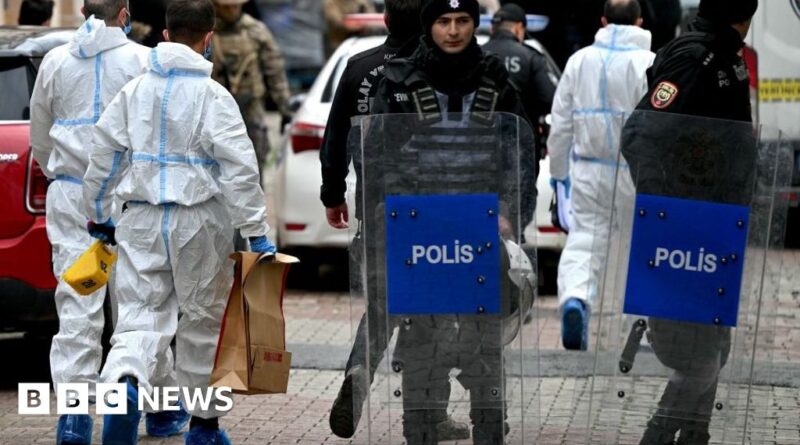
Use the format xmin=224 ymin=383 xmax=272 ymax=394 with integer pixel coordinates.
xmin=87 ymin=220 xmax=117 ymax=246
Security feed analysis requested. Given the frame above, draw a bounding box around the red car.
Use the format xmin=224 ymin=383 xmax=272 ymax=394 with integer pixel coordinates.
xmin=0 ymin=27 xmax=73 ymax=335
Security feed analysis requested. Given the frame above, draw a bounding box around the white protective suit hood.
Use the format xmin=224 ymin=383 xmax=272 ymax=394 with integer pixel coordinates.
xmin=149 ymin=41 xmax=213 ymax=77
xmin=68 ymin=16 xmax=129 ymax=59
xmin=592 ymin=23 xmax=651 ymax=53
xmin=84 ymin=41 xmax=268 ymax=237
xmin=548 ymin=24 xmax=654 ymax=179
xmin=29 ymin=16 xmax=149 ymax=180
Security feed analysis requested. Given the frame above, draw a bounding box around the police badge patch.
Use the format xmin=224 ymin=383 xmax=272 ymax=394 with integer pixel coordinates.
xmin=651 ymin=81 xmax=679 ymax=109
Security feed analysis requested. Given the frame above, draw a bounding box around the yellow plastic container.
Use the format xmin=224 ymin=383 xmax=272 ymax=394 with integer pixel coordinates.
xmin=63 ymin=240 xmax=118 ymax=296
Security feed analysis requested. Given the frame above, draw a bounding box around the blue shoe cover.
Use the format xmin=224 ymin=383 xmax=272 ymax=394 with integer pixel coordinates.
xmin=57 ymin=414 xmax=93 ymax=445
xmin=146 ymin=401 xmax=191 ymax=437
xmin=102 ymin=380 xmax=141 ymax=445
xmin=184 ymin=426 xmax=233 ymax=445
xmin=562 ymin=297 xmax=589 ymax=351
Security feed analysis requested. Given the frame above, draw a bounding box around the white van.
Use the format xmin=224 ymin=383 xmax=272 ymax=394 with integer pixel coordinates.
xmin=746 ymin=1 xmax=800 ymax=247
xmin=747 ymin=1 xmax=800 ymax=139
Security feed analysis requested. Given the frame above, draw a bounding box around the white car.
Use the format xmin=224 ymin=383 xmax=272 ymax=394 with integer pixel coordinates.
xmin=274 ymin=34 xmax=567 ymax=254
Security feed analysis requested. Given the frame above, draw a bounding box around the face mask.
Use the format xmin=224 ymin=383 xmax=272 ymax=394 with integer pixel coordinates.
xmin=122 ymin=2 xmax=131 ymax=35
xmin=203 ymin=43 xmax=212 ymax=60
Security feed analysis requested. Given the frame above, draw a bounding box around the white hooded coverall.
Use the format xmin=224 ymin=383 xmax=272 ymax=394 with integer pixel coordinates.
xmin=28 ymin=17 xmax=149 ymax=393
xmin=82 ymin=42 xmax=268 ymax=418
xmin=548 ymin=25 xmax=655 ymax=309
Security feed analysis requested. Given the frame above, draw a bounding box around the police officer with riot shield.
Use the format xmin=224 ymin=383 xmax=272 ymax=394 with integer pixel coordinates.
xmin=360 ymin=0 xmax=537 ymax=443
xmin=620 ymin=0 xmax=758 ymax=443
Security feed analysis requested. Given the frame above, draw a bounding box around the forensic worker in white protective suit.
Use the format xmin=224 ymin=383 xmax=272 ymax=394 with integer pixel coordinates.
xmin=82 ymin=0 xmax=276 ymax=444
xmin=548 ymin=0 xmax=654 ymax=350
xmin=27 ymin=1 xmax=192 ymax=443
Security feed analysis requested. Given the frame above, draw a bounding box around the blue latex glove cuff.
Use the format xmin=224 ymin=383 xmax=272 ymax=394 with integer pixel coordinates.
xmin=87 ymin=220 xmax=117 ymax=246
xmin=249 ymin=235 xmax=277 ymax=254
xmin=550 ymin=177 xmax=571 ymax=198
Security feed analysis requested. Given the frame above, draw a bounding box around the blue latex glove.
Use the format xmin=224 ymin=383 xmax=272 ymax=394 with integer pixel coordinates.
xmin=249 ymin=235 xmax=277 ymax=254
xmin=549 ymin=177 xmax=571 ymax=199
xmin=87 ymin=220 xmax=116 ymax=245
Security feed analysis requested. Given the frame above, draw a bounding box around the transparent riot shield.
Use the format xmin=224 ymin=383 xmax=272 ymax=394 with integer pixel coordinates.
xmin=577 ymin=110 xmax=796 ymax=444
xmin=344 ymin=112 xmax=539 ymax=444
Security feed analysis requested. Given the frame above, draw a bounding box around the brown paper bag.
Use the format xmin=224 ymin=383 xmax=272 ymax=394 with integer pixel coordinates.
xmin=210 ymin=252 xmax=299 ymax=395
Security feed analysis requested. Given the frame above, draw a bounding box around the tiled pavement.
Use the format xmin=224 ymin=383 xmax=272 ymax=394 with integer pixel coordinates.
xmin=0 ymin=250 xmax=797 ymax=444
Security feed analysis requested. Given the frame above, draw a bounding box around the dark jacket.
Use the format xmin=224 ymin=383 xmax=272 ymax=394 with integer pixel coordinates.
xmin=623 ymin=17 xmax=756 ymax=203
xmin=482 ymin=29 xmax=557 ymax=159
xmin=635 ymin=17 xmax=752 ymax=123
xmin=641 ymin=0 xmax=683 ymax=51
xmin=319 ymin=34 xmax=419 ymax=208
xmin=371 ymin=37 xmax=537 ymax=234
xmin=483 ymin=29 xmax=557 ymax=116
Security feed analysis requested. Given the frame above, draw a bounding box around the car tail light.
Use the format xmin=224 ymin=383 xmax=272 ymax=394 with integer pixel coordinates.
xmin=537 ymin=226 xmax=561 ymax=234
xmin=26 ymin=155 xmax=48 ymax=214
xmin=285 ymin=224 xmax=307 ymax=231
xmin=343 ymin=13 xmax=386 ymax=30
xmin=290 ymin=122 xmax=326 ymax=153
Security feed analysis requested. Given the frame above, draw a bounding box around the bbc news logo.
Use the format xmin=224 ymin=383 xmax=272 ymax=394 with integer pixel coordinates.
xmin=18 ymin=383 xmax=234 ymax=415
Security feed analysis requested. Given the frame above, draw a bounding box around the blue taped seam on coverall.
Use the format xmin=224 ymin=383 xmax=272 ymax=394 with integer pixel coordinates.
xmin=54 ymin=174 xmax=83 ymax=185
xmin=54 ymin=53 xmax=103 ymax=126
xmin=94 ymin=150 xmax=122 ymax=222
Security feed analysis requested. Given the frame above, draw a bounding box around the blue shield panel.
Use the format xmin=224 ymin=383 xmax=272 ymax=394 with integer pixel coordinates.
xmin=385 ymin=194 xmax=501 ymax=315
xmin=624 ymin=194 xmax=750 ymax=326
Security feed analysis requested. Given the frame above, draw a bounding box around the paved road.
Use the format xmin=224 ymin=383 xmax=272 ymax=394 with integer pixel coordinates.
xmin=1 ymin=252 xmax=798 ymax=445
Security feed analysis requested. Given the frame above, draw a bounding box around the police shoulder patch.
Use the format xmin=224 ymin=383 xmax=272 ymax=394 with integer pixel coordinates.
xmin=651 ymin=81 xmax=679 ymax=109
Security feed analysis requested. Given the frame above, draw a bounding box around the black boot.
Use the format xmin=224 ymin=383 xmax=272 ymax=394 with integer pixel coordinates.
xmin=676 ymin=420 xmax=711 ymax=445
xmin=471 ymin=409 xmax=504 ymax=445
xmin=329 ymin=365 xmax=368 ymax=438
xmin=403 ymin=409 xmax=439 ymax=445
xmin=639 ymin=416 xmax=680 ymax=445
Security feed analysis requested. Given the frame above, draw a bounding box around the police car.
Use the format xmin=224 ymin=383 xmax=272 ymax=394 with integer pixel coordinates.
xmin=273 ymin=16 xmax=567 ymax=276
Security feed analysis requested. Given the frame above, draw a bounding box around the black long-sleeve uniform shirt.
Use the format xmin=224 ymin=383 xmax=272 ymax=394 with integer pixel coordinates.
xmin=319 ymin=34 xmax=419 ymax=208
xmin=623 ymin=17 xmax=756 ymax=204
xmin=634 ymin=17 xmax=752 ymax=123
xmin=482 ymin=29 xmax=558 ymax=161
xmin=482 ymin=30 xmax=556 ymax=124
